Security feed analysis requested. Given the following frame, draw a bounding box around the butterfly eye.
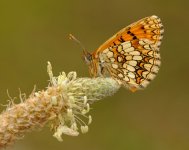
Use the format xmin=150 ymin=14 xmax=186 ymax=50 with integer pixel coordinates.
xmin=86 ymin=53 xmax=92 ymax=61
xmin=83 ymin=50 xmax=92 ymax=65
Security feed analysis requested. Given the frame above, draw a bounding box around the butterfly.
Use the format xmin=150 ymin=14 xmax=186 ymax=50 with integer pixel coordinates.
xmin=70 ymin=15 xmax=164 ymax=92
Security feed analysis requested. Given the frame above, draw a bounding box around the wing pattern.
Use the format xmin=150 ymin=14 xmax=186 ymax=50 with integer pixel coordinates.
xmin=92 ymin=15 xmax=164 ymax=91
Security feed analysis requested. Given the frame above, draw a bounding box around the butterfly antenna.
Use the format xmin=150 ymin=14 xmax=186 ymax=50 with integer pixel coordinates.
xmin=68 ymin=34 xmax=86 ymax=52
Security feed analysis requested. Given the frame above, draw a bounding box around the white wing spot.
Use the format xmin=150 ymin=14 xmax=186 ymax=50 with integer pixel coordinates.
xmin=155 ymin=53 xmax=160 ymax=59
xmin=127 ymin=65 xmax=135 ymax=72
xmin=141 ymin=80 xmax=150 ymax=87
xmin=112 ymin=64 xmax=118 ymax=69
xmin=149 ymin=58 xmax=154 ymax=64
xmin=107 ymin=51 xmax=114 ymax=58
xmin=155 ymin=60 xmax=161 ymax=66
xmin=148 ymin=51 xmax=154 ymax=57
xmin=123 ymin=63 xmax=127 ymax=68
xmin=117 ymin=45 xmax=123 ymax=52
xmin=133 ymin=56 xmax=142 ymax=60
xmin=118 ymin=73 xmax=124 ymax=78
xmin=124 ymin=47 xmax=134 ymax=53
xmin=139 ymin=40 xmax=145 ymax=45
xmin=128 ymin=72 xmax=135 ymax=79
xmin=102 ymin=48 xmax=109 ymax=54
xmin=144 ymin=64 xmax=152 ymax=71
xmin=129 ymin=51 xmax=140 ymax=55
xmin=122 ymin=69 xmax=128 ymax=74
xmin=122 ymin=42 xmax=131 ymax=49
xmin=144 ymin=45 xmax=151 ymax=50
xmin=118 ymin=56 xmax=123 ymax=62
xmin=124 ymin=76 xmax=129 ymax=81
xmin=128 ymin=60 xmax=137 ymax=66
xmin=147 ymin=73 xmax=156 ymax=80
xmin=151 ymin=66 xmax=159 ymax=73
xmin=125 ymin=55 xmax=133 ymax=61
xmin=110 ymin=58 xmax=115 ymax=62
xmin=142 ymin=71 xmax=149 ymax=78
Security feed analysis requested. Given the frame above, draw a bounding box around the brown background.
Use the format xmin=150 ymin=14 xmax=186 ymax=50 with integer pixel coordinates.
xmin=0 ymin=0 xmax=188 ymax=150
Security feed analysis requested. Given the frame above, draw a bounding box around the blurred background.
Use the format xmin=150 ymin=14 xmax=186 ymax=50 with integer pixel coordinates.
xmin=0 ymin=0 xmax=188 ymax=150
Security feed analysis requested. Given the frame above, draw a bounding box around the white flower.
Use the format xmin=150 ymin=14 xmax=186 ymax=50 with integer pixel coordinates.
xmin=47 ymin=62 xmax=120 ymax=141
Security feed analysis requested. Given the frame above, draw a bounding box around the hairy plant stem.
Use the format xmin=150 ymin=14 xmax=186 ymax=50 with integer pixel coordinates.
xmin=0 ymin=62 xmax=120 ymax=149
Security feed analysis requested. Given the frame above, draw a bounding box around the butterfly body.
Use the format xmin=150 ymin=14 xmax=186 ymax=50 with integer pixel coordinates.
xmin=84 ymin=15 xmax=164 ymax=92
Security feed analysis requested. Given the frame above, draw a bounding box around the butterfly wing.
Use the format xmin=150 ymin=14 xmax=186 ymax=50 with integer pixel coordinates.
xmin=92 ymin=15 xmax=164 ymax=91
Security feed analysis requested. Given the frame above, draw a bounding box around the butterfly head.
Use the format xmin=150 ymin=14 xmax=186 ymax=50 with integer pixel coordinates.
xmin=83 ymin=50 xmax=98 ymax=77
xmin=68 ymin=34 xmax=99 ymax=77
xmin=83 ymin=50 xmax=92 ymax=65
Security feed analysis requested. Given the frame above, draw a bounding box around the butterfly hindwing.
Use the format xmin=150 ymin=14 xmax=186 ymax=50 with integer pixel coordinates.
xmin=93 ymin=15 xmax=164 ymax=91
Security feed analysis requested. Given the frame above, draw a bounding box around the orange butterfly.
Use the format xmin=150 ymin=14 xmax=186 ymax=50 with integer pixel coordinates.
xmin=70 ymin=15 xmax=164 ymax=92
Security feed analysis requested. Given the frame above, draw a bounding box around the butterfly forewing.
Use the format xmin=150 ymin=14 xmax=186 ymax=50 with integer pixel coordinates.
xmin=91 ymin=15 xmax=164 ymax=91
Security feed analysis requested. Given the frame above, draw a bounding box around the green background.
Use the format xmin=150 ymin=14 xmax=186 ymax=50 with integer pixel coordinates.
xmin=0 ymin=0 xmax=188 ymax=150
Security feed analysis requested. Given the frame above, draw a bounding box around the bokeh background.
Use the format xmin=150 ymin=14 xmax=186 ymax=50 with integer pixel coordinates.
xmin=0 ymin=0 xmax=188 ymax=150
